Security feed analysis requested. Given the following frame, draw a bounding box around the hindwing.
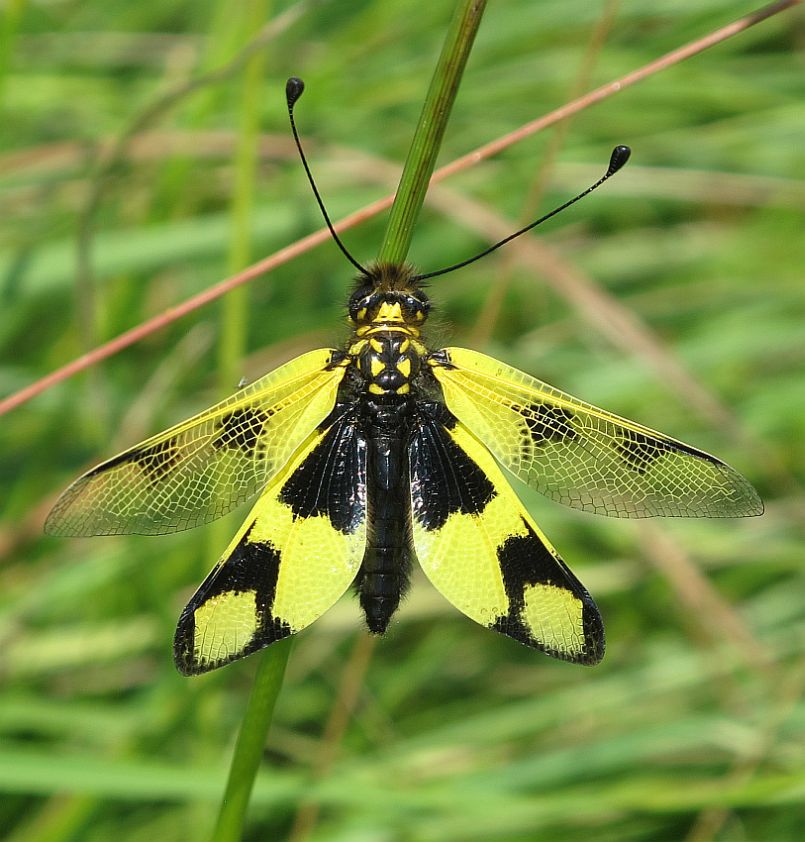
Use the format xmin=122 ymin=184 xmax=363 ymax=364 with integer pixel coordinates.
xmin=430 ymin=347 xmax=762 ymax=519
xmin=45 ymin=349 xmax=347 ymax=536
xmin=174 ymin=405 xmax=367 ymax=674
xmin=409 ymin=404 xmax=604 ymax=664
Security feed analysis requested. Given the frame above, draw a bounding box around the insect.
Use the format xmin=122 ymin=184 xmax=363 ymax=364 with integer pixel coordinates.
xmin=46 ymin=78 xmax=763 ymax=675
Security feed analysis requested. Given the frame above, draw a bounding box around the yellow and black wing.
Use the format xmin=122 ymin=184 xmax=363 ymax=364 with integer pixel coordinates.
xmin=174 ymin=404 xmax=367 ymax=674
xmin=45 ymin=349 xmax=347 ymax=536
xmin=430 ymin=348 xmax=762 ymax=519
xmin=409 ymin=404 xmax=603 ymax=664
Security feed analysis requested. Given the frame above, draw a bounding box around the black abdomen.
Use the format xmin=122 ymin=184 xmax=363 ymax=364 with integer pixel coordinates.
xmin=356 ymin=402 xmax=413 ymax=633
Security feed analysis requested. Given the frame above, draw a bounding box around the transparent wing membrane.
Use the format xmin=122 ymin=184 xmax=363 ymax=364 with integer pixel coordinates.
xmin=431 ymin=348 xmax=762 ymax=519
xmin=46 ymin=350 xmax=345 ymax=536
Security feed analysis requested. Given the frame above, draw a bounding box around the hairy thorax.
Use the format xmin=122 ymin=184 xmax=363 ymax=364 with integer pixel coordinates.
xmin=345 ymin=263 xmax=431 ymax=401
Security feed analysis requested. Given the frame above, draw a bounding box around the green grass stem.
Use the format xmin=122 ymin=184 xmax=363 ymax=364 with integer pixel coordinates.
xmin=377 ymin=0 xmax=487 ymax=264
xmin=211 ymin=1 xmax=487 ymax=837
xmin=211 ymin=638 xmax=293 ymax=842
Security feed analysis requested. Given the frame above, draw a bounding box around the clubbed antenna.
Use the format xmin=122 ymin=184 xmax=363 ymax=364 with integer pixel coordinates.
xmin=413 ymin=145 xmax=632 ymax=281
xmin=286 ymin=77 xmax=368 ymax=275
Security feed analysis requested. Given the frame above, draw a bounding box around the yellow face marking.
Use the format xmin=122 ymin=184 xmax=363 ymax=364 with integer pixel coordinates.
xmin=356 ymin=307 xmax=367 ymax=322
xmin=375 ymin=302 xmax=404 ymax=323
xmin=397 ymin=383 xmax=410 ymax=394
xmin=399 ymin=339 xmax=411 ymax=353
xmin=193 ymin=589 xmax=258 ymax=667
xmin=370 ymin=357 xmax=385 ymax=377
xmin=369 ymin=338 xmax=384 ymax=354
xmin=396 ymin=357 xmax=412 ymax=378
xmin=358 ymin=324 xmax=420 ymax=338
xmin=369 ymin=383 xmax=385 ymax=395
xmin=522 ymin=584 xmax=585 ymax=656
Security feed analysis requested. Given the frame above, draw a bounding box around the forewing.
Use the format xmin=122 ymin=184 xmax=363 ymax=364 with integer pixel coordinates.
xmin=431 ymin=347 xmax=762 ymax=519
xmin=174 ymin=405 xmax=367 ymax=674
xmin=45 ymin=349 xmax=347 ymax=536
xmin=410 ymin=404 xmax=603 ymax=664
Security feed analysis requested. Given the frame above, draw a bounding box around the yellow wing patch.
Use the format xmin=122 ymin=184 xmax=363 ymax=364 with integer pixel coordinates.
xmin=45 ymin=349 xmax=347 ymax=536
xmin=431 ymin=347 xmax=762 ymax=519
xmin=174 ymin=406 xmax=367 ymax=674
xmin=192 ymin=590 xmax=259 ymax=667
xmin=409 ymin=405 xmax=602 ymax=664
xmin=522 ymin=582 xmax=586 ymax=657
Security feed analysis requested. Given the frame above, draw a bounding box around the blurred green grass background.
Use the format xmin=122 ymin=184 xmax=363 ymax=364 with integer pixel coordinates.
xmin=1 ymin=1 xmax=804 ymax=840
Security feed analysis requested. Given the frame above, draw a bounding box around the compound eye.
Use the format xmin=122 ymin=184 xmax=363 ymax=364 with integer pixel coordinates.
xmin=349 ymin=292 xmax=374 ymax=323
xmin=402 ymin=294 xmax=430 ymax=322
xmin=400 ymin=295 xmax=422 ymax=317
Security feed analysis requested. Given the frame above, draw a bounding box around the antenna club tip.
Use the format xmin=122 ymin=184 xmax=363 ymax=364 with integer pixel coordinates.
xmin=286 ymin=77 xmax=305 ymax=109
xmin=607 ymin=145 xmax=631 ymax=176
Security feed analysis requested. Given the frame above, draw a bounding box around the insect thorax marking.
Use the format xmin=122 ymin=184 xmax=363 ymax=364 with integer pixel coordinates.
xmin=349 ymin=328 xmax=426 ymax=396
